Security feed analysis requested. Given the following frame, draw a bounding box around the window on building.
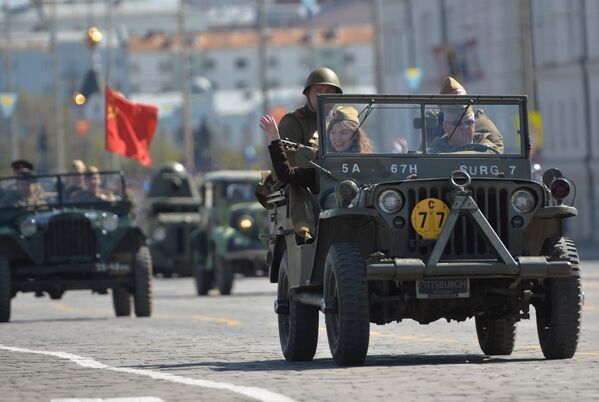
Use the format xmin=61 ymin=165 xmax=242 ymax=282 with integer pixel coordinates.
xmin=235 ymin=80 xmax=248 ymax=89
xmin=235 ymin=57 xmax=248 ymax=69
xmin=344 ymin=53 xmax=355 ymax=64
xmin=203 ymin=58 xmax=216 ymax=70
xmin=268 ymin=56 xmax=278 ymax=68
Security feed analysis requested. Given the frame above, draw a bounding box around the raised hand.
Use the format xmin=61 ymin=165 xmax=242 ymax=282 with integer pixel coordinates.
xmin=259 ymin=114 xmax=280 ymax=143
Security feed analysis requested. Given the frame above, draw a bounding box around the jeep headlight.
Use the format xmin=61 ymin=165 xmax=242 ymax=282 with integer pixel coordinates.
xmin=100 ymin=212 xmax=119 ymax=232
xmin=511 ymin=189 xmax=536 ymax=214
xmin=238 ymin=215 xmax=254 ymax=231
xmin=19 ymin=218 xmax=37 ymax=237
xmin=378 ymin=190 xmax=404 ymax=214
xmin=153 ymin=226 xmax=167 ymax=242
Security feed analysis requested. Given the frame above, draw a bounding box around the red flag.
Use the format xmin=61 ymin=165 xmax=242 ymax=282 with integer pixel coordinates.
xmin=105 ymin=86 xmax=158 ymax=166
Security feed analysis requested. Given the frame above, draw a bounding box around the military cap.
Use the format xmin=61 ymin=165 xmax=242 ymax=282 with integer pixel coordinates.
xmin=16 ymin=168 xmax=36 ymax=181
xmin=440 ymin=76 xmax=466 ymax=95
xmin=11 ymin=159 xmax=35 ymax=172
xmin=328 ymin=105 xmax=360 ymax=126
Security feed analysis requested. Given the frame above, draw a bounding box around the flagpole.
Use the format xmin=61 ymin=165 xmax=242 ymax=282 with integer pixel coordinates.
xmin=179 ymin=0 xmax=194 ymax=172
xmin=50 ymin=0 xmax=66 ymax=172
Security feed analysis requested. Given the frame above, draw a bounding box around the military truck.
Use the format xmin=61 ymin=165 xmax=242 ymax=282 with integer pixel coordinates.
xmin=195 ymin=170 xmax=268 ymax=295
xmin=267 ymin=94 xmax=581 ymax=366
xmin=143 ymin=162 xmax=203 ymax=277
xmin=0 ymin=171 xmax=152 ymax=323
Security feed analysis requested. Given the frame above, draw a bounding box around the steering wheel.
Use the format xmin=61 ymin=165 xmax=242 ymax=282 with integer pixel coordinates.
xmin=447 ymin=143 xmax=501 ymax=154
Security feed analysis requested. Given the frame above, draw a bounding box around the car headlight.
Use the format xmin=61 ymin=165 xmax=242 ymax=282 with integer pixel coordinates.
xmin=238 ymin=215 xmax=254 ymax=231
xmin=19 ymin=218 xmax=37 ymax=237
xmin=511 ymin=189 xmax=536 ymax=214
xmin=378 ymin=190 xmax=404 ymax=214
xmin=153 ymin=226 xmax=167 ymax=242
xmin=100 ymin=212 xmax=119 ymax=232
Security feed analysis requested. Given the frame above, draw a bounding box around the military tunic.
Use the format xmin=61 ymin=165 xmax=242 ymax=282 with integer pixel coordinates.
xmin=277 ymin=104 xmax=317 ymax=166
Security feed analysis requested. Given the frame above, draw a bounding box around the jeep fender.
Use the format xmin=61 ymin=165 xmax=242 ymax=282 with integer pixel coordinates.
xmin=210 ymin=226 xmax=238 ymax=257
xmin=310 ymin=208 xmax=382 ymax=285
xmin=268 ymin=234 xmax=287 ymax=283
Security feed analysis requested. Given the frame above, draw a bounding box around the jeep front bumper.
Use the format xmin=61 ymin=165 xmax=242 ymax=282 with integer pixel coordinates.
xmin=367 ymin=256 xmax=572 ymax=281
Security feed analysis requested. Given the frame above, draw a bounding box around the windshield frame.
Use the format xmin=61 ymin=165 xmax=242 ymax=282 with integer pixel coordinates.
xmin=317 ymin=94 xmax=530 ymax=159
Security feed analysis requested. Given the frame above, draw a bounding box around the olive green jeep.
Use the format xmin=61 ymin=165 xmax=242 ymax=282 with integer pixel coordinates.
xmin=0 ymin=171 xmax=152 ymax=322
xmin=194 ymin=170 xmax=268 ymax=296
xmin=267 ymin=94 xmax=581 ymax=366
xmin=143 ymin=162 xmax=203 ymax=277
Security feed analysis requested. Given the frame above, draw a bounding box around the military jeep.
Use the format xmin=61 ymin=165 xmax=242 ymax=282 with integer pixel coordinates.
xmin=195 ymin=170 xmax=268 ymax=296
xmin=267 ymin=94 xmax=581 ymax=366
xmin=143 ymin=162 xmax=203 ymax=277
xmin=0 ymin=171 xmax=152 ymax=323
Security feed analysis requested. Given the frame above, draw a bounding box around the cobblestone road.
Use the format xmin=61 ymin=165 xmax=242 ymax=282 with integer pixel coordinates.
xmin=1 ymin=256 xmax=598 ymax=402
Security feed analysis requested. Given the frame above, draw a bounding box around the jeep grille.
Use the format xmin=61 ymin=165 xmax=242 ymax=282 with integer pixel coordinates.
xmin=405 ymin=184 xmax=509 ymax=259
xmin=45 ymin=215 xmax=97 ymax=261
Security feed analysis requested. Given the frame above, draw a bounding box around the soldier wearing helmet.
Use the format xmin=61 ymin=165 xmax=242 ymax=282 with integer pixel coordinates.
xmin=278 ymin=67 xmax=342 ymax=165
xmin=256 ymin=67 xmax=343 ymax=240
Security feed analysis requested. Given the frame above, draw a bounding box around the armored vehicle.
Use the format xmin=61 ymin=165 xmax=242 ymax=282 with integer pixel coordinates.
xmin=143 ymin=162 xmax=203 ymax=277
xmin=0 ymin=171 xmax=152 ymax=323
xmin=267 ymin=94 xmax=581 ymax=366
xmin=195 ymin=170 xmax=268 ymax=295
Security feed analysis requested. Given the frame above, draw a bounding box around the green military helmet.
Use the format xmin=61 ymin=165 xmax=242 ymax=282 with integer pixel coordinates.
xmin=158 ymin=162 xmax=187 ymax=175
xmin=302 ymin=67 xmax=343 ymax=95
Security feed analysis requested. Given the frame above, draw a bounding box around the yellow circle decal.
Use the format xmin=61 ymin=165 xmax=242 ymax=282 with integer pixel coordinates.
xmin=410 ymin=198 xmax=450 ymax=240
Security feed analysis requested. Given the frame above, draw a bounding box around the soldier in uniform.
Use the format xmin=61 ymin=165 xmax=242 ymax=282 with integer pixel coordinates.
xmin=0 ymin=169 xmax=46 ymax=207
xmin=428 ymin=106 xmax=502 ymax=154
xmin=63 ymin=159 xmax=87 ymax=201
xmin=257 ymin=67 xmax=343 ymax=240
xmin=433 ymin=76 xmax=504 ymax=151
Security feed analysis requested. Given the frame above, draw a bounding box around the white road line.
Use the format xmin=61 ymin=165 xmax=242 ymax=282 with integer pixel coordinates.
xmin=0 ymin=345 xmax=296 ymax=402
xmin=52 ymin=398 xmax=165 ymax=402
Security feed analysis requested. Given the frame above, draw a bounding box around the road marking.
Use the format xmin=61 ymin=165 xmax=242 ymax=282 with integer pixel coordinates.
xmin=52 ymin=398 xmax=165 ymax=402
xmin=41 ymin=305 xmax=242 ymax=326
xmin=0 ymin=345 xmax=295 ymax=402
xmin=583 ymin=305 xmax=599 ymax=313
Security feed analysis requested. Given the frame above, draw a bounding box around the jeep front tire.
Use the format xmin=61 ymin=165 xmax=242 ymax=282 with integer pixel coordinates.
xmin=324 ymin=243 xmax=370 ymax=366
xmin=133 ymin=246 xmax=153 ymax=317
xmin=0 ymin=257 xmax=11 ymax=323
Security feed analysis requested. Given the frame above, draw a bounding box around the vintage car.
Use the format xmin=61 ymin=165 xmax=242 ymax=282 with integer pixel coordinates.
xmin=0 ymin=170 xmax=152 ymax=322
xmin=195 ymin=170 xmax=268 ymax=296
xmin=266 ymin=94 xmax=581 ymax=366
xmin=143 ymin=162 xmax=203 ymax=277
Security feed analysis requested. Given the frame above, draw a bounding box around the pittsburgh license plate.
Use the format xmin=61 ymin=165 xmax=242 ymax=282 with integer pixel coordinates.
xmin=416 ymin=278 xmax=470 ymax=299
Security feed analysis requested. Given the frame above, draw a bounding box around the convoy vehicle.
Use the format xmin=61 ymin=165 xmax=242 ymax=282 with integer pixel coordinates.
xmin=143 ymin=162 xmax=203 ymax=277
xmin=266 ymin=94 xmax=581 ymax=366
xmin=195 ymin=170 xmax=268 ymax=295
xmin=0 ymin=171 xmax=152 ymax=322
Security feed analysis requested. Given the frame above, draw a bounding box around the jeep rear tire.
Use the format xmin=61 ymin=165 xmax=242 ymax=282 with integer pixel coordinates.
xmin=0 ymin=257 xmax=11 ymax=323
xmin=194 ymin=265 xmax=212 ymax=296
xmin=215 ymin=255 xmax=233 ymax=295
xmin=324 ymin=243 xmax=370 ymax=366
xmin=536 ymin=237 xmax=582 ymax=359
xmin=133 ymin=246 xmax=153 ymax=317
xmin=277 ymin=251 xmax=318 ymax=361
xmin=112 ymin=288 xmax=131 ymax=316
xmin=475 ymin=315 xmax=517 ymax=355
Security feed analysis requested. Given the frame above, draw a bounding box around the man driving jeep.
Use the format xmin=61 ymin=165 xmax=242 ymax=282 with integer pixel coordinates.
xmin=427 ymin=106 xmax=504 ymax=154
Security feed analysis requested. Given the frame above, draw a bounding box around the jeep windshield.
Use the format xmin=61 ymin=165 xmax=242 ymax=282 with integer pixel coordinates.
xmin=0 ymin=171 xmax=127 ymax=209
xmin=318 ymin=95 xmax=527 ymax=157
